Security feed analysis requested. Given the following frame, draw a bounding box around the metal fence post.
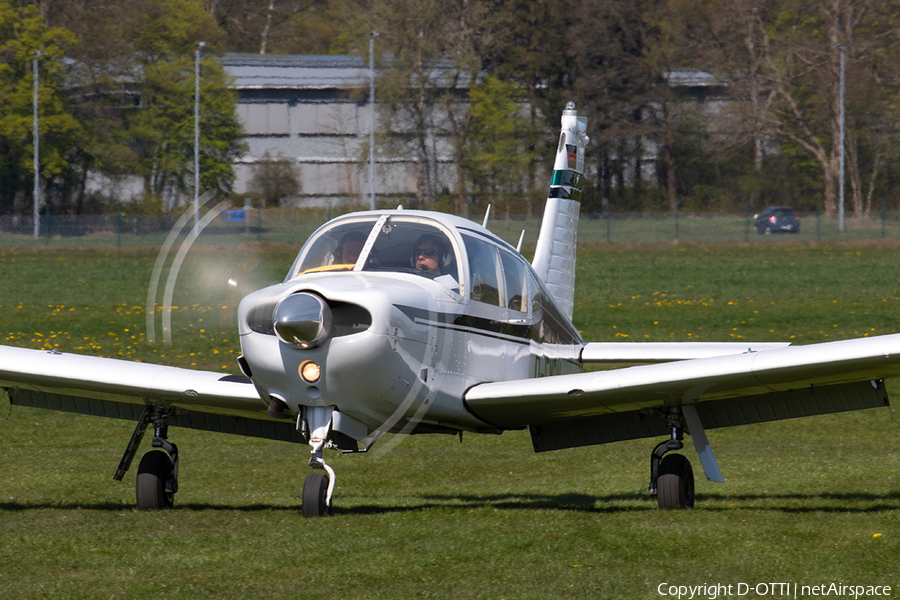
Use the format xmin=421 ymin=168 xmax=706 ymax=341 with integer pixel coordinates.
xmin=816 ymin=203 xmax=821 ymax=240
xmin=605 ymin=201 xmax=610 ymax=243
xmin=745 ymin=201 xmax=750 ymax=243
xmin=674 ymin=203 xmax=679 ymax=241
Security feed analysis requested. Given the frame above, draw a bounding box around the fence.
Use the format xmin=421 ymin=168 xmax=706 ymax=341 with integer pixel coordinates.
xmin=2 ymin=209 xmax=899 ymax=250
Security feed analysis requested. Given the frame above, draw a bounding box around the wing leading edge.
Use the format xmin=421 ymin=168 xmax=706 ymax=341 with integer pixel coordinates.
xmin=466 ymin=333 xmax=900 ymax=429
xmin=0 ymin=345 xmax=278 ymax=428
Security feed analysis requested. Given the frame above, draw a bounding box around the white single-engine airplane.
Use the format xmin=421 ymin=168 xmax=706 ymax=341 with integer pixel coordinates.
xmin=3 ymin=103 xmax=900 ymax=516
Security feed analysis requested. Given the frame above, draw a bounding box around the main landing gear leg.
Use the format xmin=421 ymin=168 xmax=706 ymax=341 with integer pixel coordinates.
xmin=302 ymin=406 xmax=336 ymax=518
xmin=649 ymin=408 xmax=695 ymax=510
xmin=115 ymin=407 xmax=179 ymax=510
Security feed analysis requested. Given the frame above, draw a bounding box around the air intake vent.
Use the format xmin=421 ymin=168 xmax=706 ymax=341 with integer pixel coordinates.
xmin=331 ymin=302 xmax=372 ymax=337
xmin=246 ymin=301 xmax=278 ymax=335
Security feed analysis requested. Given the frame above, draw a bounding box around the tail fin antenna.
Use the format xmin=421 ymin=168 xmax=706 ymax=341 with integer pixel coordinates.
xmin=531 ymin=102 xmax=589 ymax=322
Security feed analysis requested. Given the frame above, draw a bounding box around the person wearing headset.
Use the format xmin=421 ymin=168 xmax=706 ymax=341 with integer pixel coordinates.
xmin=413 ymin=234 xmax=445 ymax=274
xmin=412 ymin=233 xmax=459 ymax=292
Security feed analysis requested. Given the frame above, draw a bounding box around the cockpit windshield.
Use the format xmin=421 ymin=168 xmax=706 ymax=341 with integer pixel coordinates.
xmin=287 ymin=216 xmax=461 ymax=292
xmin=287 ymin=218 xmax=379 ymax=279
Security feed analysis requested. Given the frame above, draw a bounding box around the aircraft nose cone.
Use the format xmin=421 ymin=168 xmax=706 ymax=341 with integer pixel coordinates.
xmin=273 ymin=292 xmax=333 ymax=348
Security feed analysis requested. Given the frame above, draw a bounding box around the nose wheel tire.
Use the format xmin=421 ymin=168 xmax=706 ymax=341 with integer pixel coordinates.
xmin=302 ymin=472 xmax=331 ymax=517
xmin=136 ymin=450 xmax=175 ymax=510
xmin=656 ymin=453 xmax=694 ymax=510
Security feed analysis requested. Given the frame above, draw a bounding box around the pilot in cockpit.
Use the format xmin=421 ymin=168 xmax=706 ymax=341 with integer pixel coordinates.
xmin=413 ymin=233 xmax=459 ymax=292
xmin=413 ymin=234 xmax=445 ymax=274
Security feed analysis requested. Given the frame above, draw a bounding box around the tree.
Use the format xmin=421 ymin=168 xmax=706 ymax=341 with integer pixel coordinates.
xmin=567 ymin=0 xmax=697 ymax=213
xmin=476 ymin=0 xmax=568 ymax=217
xmin=749 ymin=0 xmax=900 ymax=215
xmin=464 ymin=76 xmax=532 ymax=216
xmin=9 ymin=0 xmax=244 ymax=214
xmin=205 ymin=0 xmax=369 ymax=55
xmin=247 ymin=151 xmax=302 ymax=207
xmin=0 ymin=0 xmax=79 ymax=215
xmin=371 ymin=0 xmax=457 ymax=210
xmin=374 ymin=0 xmax=538 ymax=216
xmin=123 ymin=0 xmax=242 ymax=210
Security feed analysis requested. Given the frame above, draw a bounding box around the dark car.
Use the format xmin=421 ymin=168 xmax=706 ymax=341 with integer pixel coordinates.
xmin=754 ymin=206 xmax=800 ymax=234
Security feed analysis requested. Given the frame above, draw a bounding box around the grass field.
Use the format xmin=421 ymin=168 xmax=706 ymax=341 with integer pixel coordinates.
xmin=1 ymin=240 xmax=899 ymax=599
xmin=4 ymin=209 xmax=900 ymax=249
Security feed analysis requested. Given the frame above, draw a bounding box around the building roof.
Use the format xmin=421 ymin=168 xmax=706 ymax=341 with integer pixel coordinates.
xmin=665 ymin=68 xmax=726 ymax=88
xmin=222 ymin=53 xmax=370 ymax=90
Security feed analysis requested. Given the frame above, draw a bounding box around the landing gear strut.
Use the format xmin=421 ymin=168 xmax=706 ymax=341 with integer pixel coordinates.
xmin=649 ymin=408 xmax=694 ymax=510
xmin=302 ymin=406 xmax=335 ymax=517
xmin=115 ymin=407 xmax=179 ymax=510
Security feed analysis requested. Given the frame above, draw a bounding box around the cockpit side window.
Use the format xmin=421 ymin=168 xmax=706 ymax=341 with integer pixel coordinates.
xmin=287 ymin=219 xmax=378 ymax=279
xmin=462 ymin=235 xmax=502 ymax=307
xmin=499 ymin=249 xmax=527 ymax=313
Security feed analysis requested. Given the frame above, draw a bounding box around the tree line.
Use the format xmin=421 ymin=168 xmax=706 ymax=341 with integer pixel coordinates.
xmin=3 ymin=0 xmax=899 ymax=217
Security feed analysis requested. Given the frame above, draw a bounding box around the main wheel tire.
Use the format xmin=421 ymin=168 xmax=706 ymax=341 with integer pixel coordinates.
xmin=656 ymin=453 xmax=695 ymax=510
xmin=302 ymin=472 xmax=330 ymax=518
xmin=136 ymin=450 xmax=174 ymax=510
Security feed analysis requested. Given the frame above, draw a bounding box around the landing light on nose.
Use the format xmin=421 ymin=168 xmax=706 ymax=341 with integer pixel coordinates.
xmin=273 ymin=292 xmax=333 ymax=348
xmin=299 ymin=360 xmax=321 ymax=382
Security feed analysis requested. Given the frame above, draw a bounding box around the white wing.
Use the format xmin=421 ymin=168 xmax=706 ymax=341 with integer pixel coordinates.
xmin=466 ymin=334 xmax=900 ymax=443
xmin=0 ymin=345 xmax=302 ymax=443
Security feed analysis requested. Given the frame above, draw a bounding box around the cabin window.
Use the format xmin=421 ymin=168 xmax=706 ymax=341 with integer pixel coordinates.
xmin=462 ymin=235 xmax=502 ymax=307
xmin=288 ymin=219 xmax=378 ymax=278
xmin=499 ymin=250 xmax=527 ymax=313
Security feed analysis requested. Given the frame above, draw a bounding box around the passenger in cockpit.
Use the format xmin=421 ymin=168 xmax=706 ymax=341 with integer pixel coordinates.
xmin=335 ymin=231 xmax=367 ymax=265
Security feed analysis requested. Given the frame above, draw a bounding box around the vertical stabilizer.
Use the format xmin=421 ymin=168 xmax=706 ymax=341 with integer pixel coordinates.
xmin=532 ymin=102 xmax=588 ymax=322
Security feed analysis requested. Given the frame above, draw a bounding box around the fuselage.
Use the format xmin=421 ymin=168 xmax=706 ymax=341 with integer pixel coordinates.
xmin=236 ymin=210 xmax=583 ymax=441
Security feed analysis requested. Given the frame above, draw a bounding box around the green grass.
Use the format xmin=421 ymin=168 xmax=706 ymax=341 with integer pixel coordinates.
xmin=1 ymin=242 xmax=900 ymax=598
xmin=5 ymin=209 xmax=900 ymax=249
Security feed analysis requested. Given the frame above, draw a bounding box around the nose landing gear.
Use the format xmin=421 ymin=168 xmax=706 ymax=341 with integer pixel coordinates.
xmin=302 ymin=406 xmax=336 ymax=517
xmin=302 ymin=470 xmax=331 ymax=518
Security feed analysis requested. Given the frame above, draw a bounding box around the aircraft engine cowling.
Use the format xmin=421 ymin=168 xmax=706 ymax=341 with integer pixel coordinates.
xmin=273 ymin=292 xmax=333 ymax=348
